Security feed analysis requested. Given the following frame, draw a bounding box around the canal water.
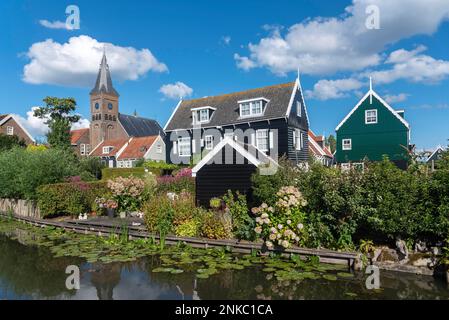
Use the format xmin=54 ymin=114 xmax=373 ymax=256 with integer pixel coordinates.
xmin=1 ymin=234 xmax=448 ymax=300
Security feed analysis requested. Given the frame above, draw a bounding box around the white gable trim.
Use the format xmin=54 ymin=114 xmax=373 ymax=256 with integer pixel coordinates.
xmin=191 ymin=137 xmax=277 ymax=177
xmin=0 ymin=114 xmax=35 ymax=143
xmin=426 ymin=146 xmax=445 ymax=163
xmin=163 ymin=99 xmax=183 ymax=130
xmin=88 ymin=138 xmax=105 ymax=156
xmin=335 ymin=89 xmax=410 ymax=132
xmin=285 ymin=78 xmax=299 ymax=118
xmin=308 ymin=134 xmax=326 ymax=157
xmin=143 ymin=135 xmax=165 ymax=159
xmin=115 ymin=138 xmax=133 ymax=159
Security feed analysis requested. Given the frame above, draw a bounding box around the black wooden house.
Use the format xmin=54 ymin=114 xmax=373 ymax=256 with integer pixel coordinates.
xmin=163 ymin=77 xmax=310 ymax=166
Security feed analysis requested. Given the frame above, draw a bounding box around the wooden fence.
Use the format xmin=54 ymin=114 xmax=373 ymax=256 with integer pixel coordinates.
xmin=0 ymin=199 xmax=41 ymax=219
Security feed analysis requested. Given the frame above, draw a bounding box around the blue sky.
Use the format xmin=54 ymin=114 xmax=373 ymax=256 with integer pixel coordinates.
xmin=0 ymin=0 xmax=448 ymax=149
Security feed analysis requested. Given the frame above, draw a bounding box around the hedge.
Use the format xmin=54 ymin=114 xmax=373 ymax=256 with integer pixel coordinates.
xmin=37 ymin=181 xmax=108 ymax=218
xmin=101 ymin=167 xmax=146 ymax=180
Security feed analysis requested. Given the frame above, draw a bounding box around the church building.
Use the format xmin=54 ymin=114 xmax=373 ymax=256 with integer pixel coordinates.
xmin=71 ymin=53 xmax=165 ymax=167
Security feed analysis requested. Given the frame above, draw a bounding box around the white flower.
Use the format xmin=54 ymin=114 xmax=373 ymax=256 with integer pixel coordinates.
xmin=265 ymin=241 xmax=274 ymax=248
xmin=281 ymin=240 xmax=290 ymax=248
xmin=269 ymin=233 xmax=277 ymax=240
xmin=297 ymin=223 xmax=304 ymax=230
xmin=287 ymin=220 xmax=291 ymax=225
xmin=254 ymin=226 xmax=262 ymax=234
xmin=295 ymin=236 xmax=300 ymax=242
xmin=278 ymin=224 xmax=283 ymax=230
xmin=256 ymin=217 xmax=262 ymax=223
xmin=261 ymin=213 xmax=269 ymax=219
xmin=270 ymin=227 xmax=277 ymax=234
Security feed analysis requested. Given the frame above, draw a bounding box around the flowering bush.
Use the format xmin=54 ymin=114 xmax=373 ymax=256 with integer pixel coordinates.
xmin=252 ymin=186 xmax=308 ymax=250
xmin=107 ymin=176 xmax=146 ymax=212
xmin=156 ymin=168 xmax=194 ymax=193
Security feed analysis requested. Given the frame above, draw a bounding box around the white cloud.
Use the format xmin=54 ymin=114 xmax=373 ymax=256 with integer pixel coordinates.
xmin=159 ymin=82 xmax=193 ymax=100
xmin=305 ymin=78 xmax=363 ymax=100
xmin=368 ymin=47 xmax=449 ymax=84
xmin=383 ymin=93 xmax=409 ymax=104
xmin=39 ymin=19 xmax=72 ymax=30
xmin=23 ymin=35 xmax=168 ymax=87
xmin=13 ymin=107 xmax=90 ymax=138
xmin=221 ymin=36 xmax=231 ymax=45
xmin=235 ymin=0 xmax=449 ymax=75
xmin=234 ymin=54 xmax=257 ymax=71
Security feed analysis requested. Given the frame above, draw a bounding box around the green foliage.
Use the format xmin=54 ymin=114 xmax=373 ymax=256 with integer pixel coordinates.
xmin=359 ymin=239 xmax=375 ymax=254
xmin=143 ymin=160 xmax=179 ymax=176
xmin=222 ymin=190 xmax=255 ymax=241
xmin=37 ymin=181 xmax=108 ymax=218
xmin=325 ymin=135 xmax=336 ymax=153
xmin=0 ymin=134 xmax=26 ymax=152
xmin=101 ymin=167 xmax=146 ymax=180
xmin=200 ymin=211 xmax=232 ymax=240
xmin=0 ymin=147 xmax=82 ymax=200
xmin=175 ymin=219 xmax=201 ymax=237
xmin=209 ymin=197 xmax=222 ymax=209
xmin=79 ymin=157 xmax=105 ymax=180
xmin=33 ymin=97 xmax=80 ymax=149
xmin=251 ymin=157 xmax=298 ymax=206
xmin=107 ymin=176 xmax=146 ymax=212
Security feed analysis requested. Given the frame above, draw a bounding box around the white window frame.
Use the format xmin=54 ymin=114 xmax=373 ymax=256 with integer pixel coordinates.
xmin=365 ymin=109 xmax=378 ymax=124
xmin=205 ymin=135 xmax=214 ymax=150
xmin=80 ymin=144 xmax=86 ymax=155
xmin=6 ymin=126 xmax=13 ymax=135
xmin=177 ymin=137 xmax=191 ymax=157
xmin=199 ymin=109 xmax=209 ymax=123
xmin=294 ymin=129 xmax=302 ymax=151
xmin=256 ymin=129 xmax=269 ymax=152
xmin=341 ymin=163 xmax=351 ymax=172
xmin=297 ymin=101 xmax=302 ymax=117
xmin=342 ymin=139 xmax=352 ymax=151
xmin=156 ymin=144 xmax=162 ymax=154
xmin=238 ymin=98 xmax=269 ymax=118
xmin=86 ymin=144 xmax=91 ymax=155
xmin=103 ymin=146 xmax=113 ymax=154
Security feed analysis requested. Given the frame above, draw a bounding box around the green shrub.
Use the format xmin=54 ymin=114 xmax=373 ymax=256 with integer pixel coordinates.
xmin=175 ymin=219 xmax=200 ymax=237
xmin=0 ymin=147 xmax=82 ymax=200
xmin=200 ymin=211 xmax=232 ymax=240
xmin=101 ymin=167 xmax=146 ymax=180
xmin=222 ymin=190 xmax=255 ymax=241
xmin=37 ymin=181 xmax=108 ymax=218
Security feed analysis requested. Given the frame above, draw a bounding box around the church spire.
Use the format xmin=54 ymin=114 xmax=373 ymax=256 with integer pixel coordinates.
xmin=90 ymin=51 xmax=119 ymax=97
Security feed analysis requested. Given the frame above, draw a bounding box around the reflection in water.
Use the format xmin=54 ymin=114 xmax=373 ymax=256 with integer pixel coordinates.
xmin=0 ymin=234 xmax=448 ymax=300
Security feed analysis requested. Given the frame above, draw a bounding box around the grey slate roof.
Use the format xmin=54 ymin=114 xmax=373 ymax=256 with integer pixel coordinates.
xmin=119 ymin=113 xmax=164 ymax=137
xmin=165 ymin=82 xmax=296 ymax=131
xmin=90 ymin=53 xmax=119 ymax=97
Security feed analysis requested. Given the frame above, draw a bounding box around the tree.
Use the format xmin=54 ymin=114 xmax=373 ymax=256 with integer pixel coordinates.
xmin=326 ymin=134 xmax=337 ymax=153
xmin=34 ymin=97 xmax=80 ymax=149
xmin=0 ymin=134 xmax=26 ymax=152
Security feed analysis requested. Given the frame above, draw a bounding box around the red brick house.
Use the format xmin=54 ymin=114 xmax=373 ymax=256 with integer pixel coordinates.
xmin=0 ymin=114 xmax=35 ymax=145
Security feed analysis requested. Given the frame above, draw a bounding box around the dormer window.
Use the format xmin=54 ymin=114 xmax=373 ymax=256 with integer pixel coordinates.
xmin=192 ymin=106 xmax=216 ymax=124
xmin=238 ymin=98 xmax=269 ymax=118
xmin=103 ymin=146 xmax=113 ymax=154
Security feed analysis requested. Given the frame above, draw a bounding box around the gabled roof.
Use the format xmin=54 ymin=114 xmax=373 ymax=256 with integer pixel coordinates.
xmin=165 ymin=81 xmax=298 ymax=131
xmin=0 ymin=114 xmax=35 ymax=142
xmin=119 ymin=113 xmax=164 ymax=137
xmin=70 ymin=128 xmax=89 ymax=145
xmin=90 ymin=53 xmax=119 ymax=97
xmin=308 ymin=130 xmax=333 ymax=158
xmin=335 ymin=89 xmax=410 ymax=132
xmin=192 ymin=137 xmax=278 ymax=177
xmin=89 ymin=138 xmax=129 ymax=157
xmin=426 ymin=146 xmax=446 ymax=163
xmin=117 ymin=135 xmax=159 ymax=160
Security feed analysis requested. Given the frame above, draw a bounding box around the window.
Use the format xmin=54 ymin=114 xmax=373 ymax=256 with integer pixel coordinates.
xmin=256 ymin=129 xmax=269 ymax=152
xmin=178 ymin=137 xmax=191 ymax=157
xmin=365 ymin=109 xmax=377 ymax=124
xmin=205 ymin=135 xmax=214 ymax=150
xmin=86 ymin=144 xmax=91 ymax=155
xmin=103 ymin=146 xmax=113 ymax=154
xmin=240 ymin=103 xmax=251 ymax=116
xmin=80 ymin=144 xmax=86 ymax=155
xmin=297 ymin=101 xmax=302 ymax=117
xmin=156 ymin=144 xmax=162 ymax=154
xmin=199 ymin=109 xmax=209 ymax=122
xmin=239 ymin=98 xmax=267 ymax=117
xmin=95 ymin=103 xmax=99 ymax=110
xmin=108 ymin=103 xmax=113 ymax=110
xmin=6 ymin=126 xmax=13 ymax=135
xmin=342 ymin=139 xmax=352 ymax=151
xmin=294 ymin=129 xmax=302 ymax=151
xmin=341 ymin=163 xmax=351 ymax=172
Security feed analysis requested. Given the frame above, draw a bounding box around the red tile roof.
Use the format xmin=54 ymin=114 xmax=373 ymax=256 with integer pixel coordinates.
xmin=90 ymin=138 xmax=129 ymax=157
xmin=308 ymin=130 xmax=333 ymax=158
xmin=0 ymin=114 xmax=9 ymax=122
xmin=117 ymin=136 xmax=158 ymax=160
xmin=70 ymin=128 xmax=89 ymax=144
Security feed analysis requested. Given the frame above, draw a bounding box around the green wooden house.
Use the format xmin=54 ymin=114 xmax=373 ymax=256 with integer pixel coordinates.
xmin=335 ymin=82 xmax=411 ymax=169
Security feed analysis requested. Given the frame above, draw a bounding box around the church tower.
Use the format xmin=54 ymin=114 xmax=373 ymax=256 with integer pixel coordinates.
xmin=90 ymin=52 xmax=123 ymax=149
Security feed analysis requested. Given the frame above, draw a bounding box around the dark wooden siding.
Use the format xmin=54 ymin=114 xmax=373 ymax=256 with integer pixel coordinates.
xmin=196 ymin=163 xmax=257 ymax=207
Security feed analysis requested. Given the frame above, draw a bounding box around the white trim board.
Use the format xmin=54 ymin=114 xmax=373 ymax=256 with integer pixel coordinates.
xmin=191 ymin=137 xmax=278 ymax=177
xmin=163 ymin=99 xmax=183 ymax=131
xmin=335 ymin=89 xmax=410 ymax=132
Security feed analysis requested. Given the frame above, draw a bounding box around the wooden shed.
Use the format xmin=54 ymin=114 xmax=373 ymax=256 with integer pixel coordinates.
xmin=192 ymin=137 xmax=278 ymax=207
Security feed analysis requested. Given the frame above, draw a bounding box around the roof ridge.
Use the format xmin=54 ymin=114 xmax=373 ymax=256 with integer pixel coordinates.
xmin=183 ymin=81 xmax=295 ymax=104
